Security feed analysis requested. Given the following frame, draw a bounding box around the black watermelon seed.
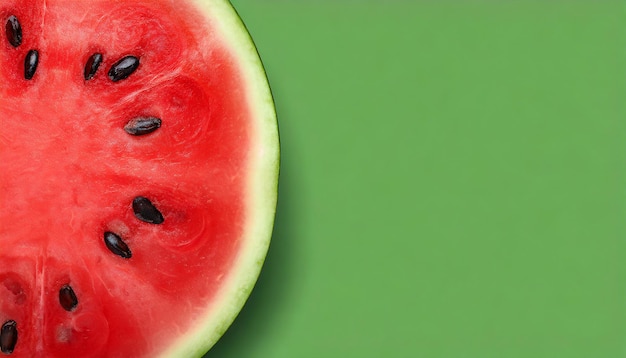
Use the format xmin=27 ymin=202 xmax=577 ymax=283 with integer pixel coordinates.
xmin=59 ymin=284 xmax=78 ymax=312
xmin=132 ymin=196 xmax=164 ymax=224
xmin=5 ymin=16 xmax=21 ymax=48
xmin=24 ymin=49 xmax=38 ymax=80
xmin=108 ymin=55 xmax=139 ymax=82
xmin=0 ymin=320 xmax=17 ymax=354
xmin=84 ymin=53 xmax=103 ymax=80
xmin=124 ymin=117 xmax=162 ymax=136
xmin=104 ymin=232 xmax=132 ymax=259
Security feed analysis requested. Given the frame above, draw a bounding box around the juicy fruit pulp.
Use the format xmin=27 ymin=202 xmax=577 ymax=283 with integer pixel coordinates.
xmin=0 ymin=0 xmax=278 ymax=357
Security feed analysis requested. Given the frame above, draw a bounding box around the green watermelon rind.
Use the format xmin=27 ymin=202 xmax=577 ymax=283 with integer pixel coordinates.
xmin=160 ymin=0 xmax=279 ymax=357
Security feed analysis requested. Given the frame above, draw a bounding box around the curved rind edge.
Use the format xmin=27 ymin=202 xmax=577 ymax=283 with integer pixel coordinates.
xmin=159 ymin=0 xmax=279 ymax=357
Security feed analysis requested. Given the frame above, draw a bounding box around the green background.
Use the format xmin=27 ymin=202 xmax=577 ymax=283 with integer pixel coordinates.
xmin=207 ymin=1 xmax=625 ymax=357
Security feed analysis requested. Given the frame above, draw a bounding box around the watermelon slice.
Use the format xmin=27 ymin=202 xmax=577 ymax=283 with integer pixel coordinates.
xmin=0 ymin=0 xmax=278 ymax=356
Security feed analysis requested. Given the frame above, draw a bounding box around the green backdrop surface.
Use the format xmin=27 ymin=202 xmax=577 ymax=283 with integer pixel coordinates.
xmin=207 ymin=1 xmax=625 ymax=357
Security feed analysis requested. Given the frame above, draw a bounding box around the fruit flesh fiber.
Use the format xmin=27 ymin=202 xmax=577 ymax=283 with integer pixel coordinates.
xmin=0 ymin=0 xmax=251 ymax=356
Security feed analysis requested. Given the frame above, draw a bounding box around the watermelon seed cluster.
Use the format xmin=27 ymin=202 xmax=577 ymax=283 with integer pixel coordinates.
xmin=81 ymin=50 xmax=163 ymax=136
xmin=83 ymin=51 xmax=141 ymax=83
xmin=5 ymin=15 xmax=38 ymax=81
xmin=104 ymin=197 xmax=165 ymax=259
xmin=5 ymin=14 xmax=161 ymax=137
xmin=2 ymin=14 xmax=165 ymax=354
xmin=5 ymin=14 xmax=142 ymax=83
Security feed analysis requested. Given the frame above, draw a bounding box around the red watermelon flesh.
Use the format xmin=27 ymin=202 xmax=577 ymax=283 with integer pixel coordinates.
xmin=0 ymin=0 xmax=277 ymax=356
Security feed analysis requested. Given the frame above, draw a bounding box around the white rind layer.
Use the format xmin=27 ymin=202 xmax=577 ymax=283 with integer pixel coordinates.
xmin=160 ymin=0 xmax=279 ymax=357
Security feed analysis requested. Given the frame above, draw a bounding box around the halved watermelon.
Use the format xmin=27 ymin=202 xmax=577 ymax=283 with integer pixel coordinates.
xmin=0 ymin=0 xmax=278 ymax=356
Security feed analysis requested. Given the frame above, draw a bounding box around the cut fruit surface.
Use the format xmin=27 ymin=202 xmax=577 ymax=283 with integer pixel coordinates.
xmin=0 ymin=0 xmax=278 ymax=357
